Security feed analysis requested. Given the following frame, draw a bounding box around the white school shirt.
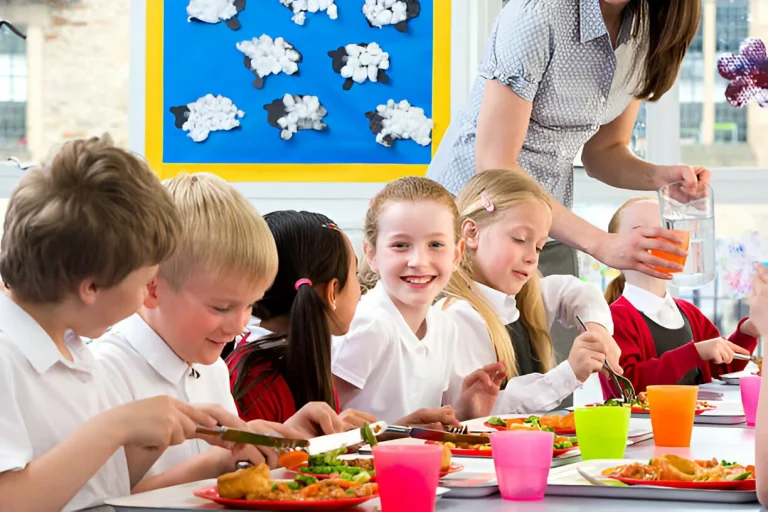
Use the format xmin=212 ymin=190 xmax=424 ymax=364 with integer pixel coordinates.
xmin=439 ymin=275 xmax=614 ymax=414
xmin=621 ymin=283 xmax=684 ymax=329
xmin=91 ymin=313 xmax=238 ymax=477
xmin=331 ymin=282 xmax=458 ymax=424
xmin=0 ymin=293 xmax=130 ymax=512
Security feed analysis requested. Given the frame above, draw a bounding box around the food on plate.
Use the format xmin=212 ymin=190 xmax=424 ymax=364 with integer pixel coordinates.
xmin=602 ymin=392 xmax=713 ymax=412
xmin=216 ymin=463 xmax=378 ymax=500
xmin=302 ymin=443 xmax=453 ymax=478
xmin=443 ymin=421 xmax=575 ymax=452
xmin=602 ymin=454 xmax=755 ymax=483
xmin=439 ymin=444 xmax=452 ymax=472
xmin=278 ymin=450 xmax=310 ymax=470
xmin=486 ymin=413 xmax=575 ymax=433
xmin=757 ymin=356 xmax=763 ymax=376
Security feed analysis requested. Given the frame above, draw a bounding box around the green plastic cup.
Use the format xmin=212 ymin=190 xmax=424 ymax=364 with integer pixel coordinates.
xmin=574 ymin=407 xmax=631 ymax=460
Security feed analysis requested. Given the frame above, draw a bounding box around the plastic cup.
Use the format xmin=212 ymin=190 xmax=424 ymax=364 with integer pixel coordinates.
xmin=372 ymin=444 xmax=442 ymax=512
xmin=574 ymin=406 xmax=630 ymax=460
xmin=740 ymin=375 xmax=761 ymax=427
xmin=490 ymin=430 xmax=554 ymax=501
xmin=649 ymin=229 xmax=690 ymax=273
xmin=647 ymin=385 xmax=698 ymax=447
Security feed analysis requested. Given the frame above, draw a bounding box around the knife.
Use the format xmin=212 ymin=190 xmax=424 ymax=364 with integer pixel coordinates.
xmin=196 ymin=426 xmax=309 ymax=450
xmin=384 ymin=425 xmax=490 ymax=445
xmin=306 ymin=421 xmax=388 ymax=455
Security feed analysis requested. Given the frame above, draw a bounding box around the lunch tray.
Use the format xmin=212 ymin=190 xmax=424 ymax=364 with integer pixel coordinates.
xmin=546 ymin=459 xmax=758 ymax=504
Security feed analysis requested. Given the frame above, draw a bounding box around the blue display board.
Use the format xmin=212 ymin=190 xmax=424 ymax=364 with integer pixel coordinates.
xmin=146 ymin=0 xmax=451 ymax=181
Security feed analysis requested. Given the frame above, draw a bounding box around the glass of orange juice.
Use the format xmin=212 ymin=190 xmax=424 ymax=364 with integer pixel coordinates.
xmin=646 ymin=385 xmax=697 ymax=447
xmin=649 ymin=230 xmax=690 ymax=273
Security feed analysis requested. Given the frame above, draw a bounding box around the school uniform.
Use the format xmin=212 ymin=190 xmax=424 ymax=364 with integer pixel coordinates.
xmin=607 ymin=284 xmax=757 ymax=393
xmin=0 ymin=292 xmax=130 ymax=511
xmin=92 ymin=313 xmax=237 ymax=477
xmin=331 ymin=282 xmax=458 ymax=424
xmin=439 ymin=275 xmax=614 ymax=414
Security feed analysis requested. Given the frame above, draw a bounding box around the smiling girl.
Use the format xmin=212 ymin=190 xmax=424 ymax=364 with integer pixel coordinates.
xmin=439 ymin=169 xmax=621 ymax=413
xmin=331 ymin=177 xmax=505 ymax=424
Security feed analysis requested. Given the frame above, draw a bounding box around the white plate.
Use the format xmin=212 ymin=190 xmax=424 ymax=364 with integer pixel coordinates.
xmin=720 ymin=370 xmax=759 ymax=385
xmin=438 ymin=471 xmax=499 ymax=498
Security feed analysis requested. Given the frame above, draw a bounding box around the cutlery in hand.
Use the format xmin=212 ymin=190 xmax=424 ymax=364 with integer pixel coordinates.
xmin=384 ymin=425 xmax=490 ymax=445
xmin=196 ymin=426 xmax=309 ymax=450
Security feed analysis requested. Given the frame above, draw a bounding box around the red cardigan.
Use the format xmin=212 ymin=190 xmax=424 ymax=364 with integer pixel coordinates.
xmin=604 ymin=296 xmax=757 ymax=395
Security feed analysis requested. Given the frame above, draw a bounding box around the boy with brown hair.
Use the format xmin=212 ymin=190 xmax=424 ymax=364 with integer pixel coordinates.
xmin=0 ymin=135 xmax=223 ymax=511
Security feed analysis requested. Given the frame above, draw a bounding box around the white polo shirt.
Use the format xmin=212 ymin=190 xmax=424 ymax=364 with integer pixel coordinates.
xmin=331 ymin=282 xmax=457 ymax=424
xmin=0 ymin=292 xmax=130 ymax=512
xmin=91 ymin=313 xmax=237 ymax=477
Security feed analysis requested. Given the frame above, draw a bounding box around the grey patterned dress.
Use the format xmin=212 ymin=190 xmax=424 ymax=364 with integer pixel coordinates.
xmin=427 ymin=0 xmax=643 ymax=210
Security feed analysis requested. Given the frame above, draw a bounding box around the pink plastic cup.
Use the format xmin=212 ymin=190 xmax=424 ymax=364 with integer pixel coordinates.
xmin=741 ymin=375 xmax=761 ymax=427
xmin=490 ymin=430 xmax=555 ymax=501
xmin=372 ymin=444 xmax=442 ymax=512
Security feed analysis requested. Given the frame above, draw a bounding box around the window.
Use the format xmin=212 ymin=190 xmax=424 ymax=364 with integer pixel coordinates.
xmin=0 ymin=24 xmax=27 ymax=154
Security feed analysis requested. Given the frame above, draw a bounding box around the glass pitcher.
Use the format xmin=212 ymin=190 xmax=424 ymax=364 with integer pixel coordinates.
xmin=657 ymin=181 xmax=715 ymax=288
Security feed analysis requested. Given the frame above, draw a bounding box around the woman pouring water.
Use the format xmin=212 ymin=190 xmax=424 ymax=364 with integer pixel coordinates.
xmin=428 ymin=0 xmax=708 ymax=319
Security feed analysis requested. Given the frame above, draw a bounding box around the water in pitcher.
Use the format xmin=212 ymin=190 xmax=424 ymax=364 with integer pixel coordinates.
xmin=662 ymin=217 xmax=716 ymax=288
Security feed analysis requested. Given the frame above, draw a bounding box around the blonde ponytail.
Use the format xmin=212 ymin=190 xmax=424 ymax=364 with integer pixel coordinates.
xmin=604 ymin=273 xmax=626 ymax=304
xmin=357 ymin=257 xmax=378 ymax=296
xmin=516 ymin=273 xmax=555 ymax=372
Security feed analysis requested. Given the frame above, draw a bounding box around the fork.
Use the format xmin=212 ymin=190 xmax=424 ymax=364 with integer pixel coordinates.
xmin=575 ymin=315 xmax=637 ymax=403
xmin=446 ymin=425 xmax=469 ymax=435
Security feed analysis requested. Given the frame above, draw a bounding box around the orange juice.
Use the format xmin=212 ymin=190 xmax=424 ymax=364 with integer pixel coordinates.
xmin=649 ymin=230 xmax=690 ymax=273
xmin=647 ymin=385 xmax=697 ymax=447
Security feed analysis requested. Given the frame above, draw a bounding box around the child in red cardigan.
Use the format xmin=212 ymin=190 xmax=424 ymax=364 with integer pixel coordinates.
xmin=602 ymin=197 xmax=759 ymax=395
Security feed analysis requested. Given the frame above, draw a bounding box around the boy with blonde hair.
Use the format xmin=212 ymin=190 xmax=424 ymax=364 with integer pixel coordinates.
xmin=0 ymin=135 xmax=222 ymax=511
xmin=94 ymin=172 xmax=303 ymax=490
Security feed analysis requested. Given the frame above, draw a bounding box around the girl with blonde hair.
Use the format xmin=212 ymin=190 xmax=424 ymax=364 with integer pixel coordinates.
xmin=603 ymin=197 xmax=758 ymax=393
xmin=440 ymin=169 xmax=621 ymax=413
xmin=332 ymin=176 xmax=506 ymax=424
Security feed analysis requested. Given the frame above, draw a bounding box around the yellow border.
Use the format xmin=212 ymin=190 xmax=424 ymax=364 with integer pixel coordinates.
xmin=144 ymin=0 xmax=451 ymax=182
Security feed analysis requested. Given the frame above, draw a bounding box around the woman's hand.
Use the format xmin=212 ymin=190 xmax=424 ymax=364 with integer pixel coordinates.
xmin=657 ymin=165 xmax=712 ymax=189
xmin=591 ymin=228 xmax=687 ymax=279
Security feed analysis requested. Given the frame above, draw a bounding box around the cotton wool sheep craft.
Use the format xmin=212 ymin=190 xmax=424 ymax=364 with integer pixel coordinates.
xmin=169 ymin=94 xmax=244 ymax=143
xmin=328 ymin=43 xmax=390 ymax=90
xmin=264 ymin=94 xmax=328 ymax=140
xmin=237 ymin=35 xmax=302 ymax=89
xmin=365 ymin=99 xmax=433 ymax=147
xmin=280 ymin=0 xmax=338 ymax=26
xmin=362 ymin=0 xmax=420 ymax=33
xmin=187 ymin=0 xmax=246 ymax=30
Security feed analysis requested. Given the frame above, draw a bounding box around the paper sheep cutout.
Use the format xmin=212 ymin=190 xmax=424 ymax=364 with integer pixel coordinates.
xmin=362 ymin=0 xmax=420 ymax=33
xmin=264 ymin=94 xmax=328 ymax=140
xmin=170 ymin=94 xmax=245 ymax=143
xmin=237 ymin=35 xmax=302 ymax=89
xmin=365 ymin=99 xmax=433 ymax=147
xmin=718 ymin=37 xmax=768 ymax=108
xmin=280 ymin=0 xmax=338 ymax=26
xmin=187 ymin=0 xmax=246 ymax=30
xmin=328 ymin=43 xmax=390 ymax=90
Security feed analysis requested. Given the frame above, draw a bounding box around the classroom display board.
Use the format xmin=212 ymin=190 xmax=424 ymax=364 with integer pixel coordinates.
xmin=145 ymin=0 xmax=451 ymax=182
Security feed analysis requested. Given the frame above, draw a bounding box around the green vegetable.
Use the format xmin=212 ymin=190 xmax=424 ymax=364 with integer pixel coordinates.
xmin=340 ymin=472 xmax=353 ymax=481
xmin=286 ymin=481 xmax=300 ymax=490
xmin=729 ymin=471 xmax=752 ymax=481
xmin=362 ymin=423 xmax=378 ymax=447
xmin=295 ymin=474 xmax=318 ymax=486
xmin=487 ymin=416 xmax=506 ymax=427
xmin=554 ymin=440 xmax=573 ymax=449
xmin=345 ymin=489 xmax=357 ymax=496
xmin=369 ymin=470 xmax=376 ymax=478
xmin=271 ymin=483 xmax=279 ymax=491
xmin=352 ymin=471 xmax=372 ymax=484
xmin=542 ymin=426 xmax=555 ymax=433
xmin=649 ymin=459 xmax=654 ymax=465
xmin=524 ymin=415 xmax=540 ymax=424
xmin=721 ymin=460 xmax=737 ymax=468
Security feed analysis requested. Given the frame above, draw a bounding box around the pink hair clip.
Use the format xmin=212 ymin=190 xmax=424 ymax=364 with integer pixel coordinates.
xmin=294 ymin=278 xmax=313 ymax=290
xmin=322 ymin=222 xmax=341 ymax=232
xmin=480 ymin=191 xmax=495 ymax=212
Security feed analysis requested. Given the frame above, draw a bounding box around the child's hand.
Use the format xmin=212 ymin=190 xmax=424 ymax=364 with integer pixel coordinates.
xmin=457 ymin=362 xmax=506 ymax=420
xmin=695 ymin=337 xmax=750 ymax=364
xmin=584 ymin=322 xmax=623 ymax=375
xmin=397 ymin=406 xmax=460 ymax=429
xmin=568 ymin=331 xmax=608 ymax=383
xmin=284 ymin=402 xmax=346 ymax=437
xmin=113 ymin=396 xmax=217 ymax=449
xmin=340 ymin=409 xmax=378 ymax=429
xmin=750 ymin=264 xmax=768 ymax=335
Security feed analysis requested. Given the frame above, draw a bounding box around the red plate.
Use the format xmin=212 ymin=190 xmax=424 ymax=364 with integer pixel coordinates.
xmin=300 ymin=463 xmax=465 ymax=482
xmin=427 ymin=441 xmax=577 ymax=458
xmin=608 ymin=476 xmax=756 ymax=491
xmin=193 ymin=485 xmax=378 ymax=510
xmin=586 ymin=404 xmax=716 ymax=415
xmin=482 ymin=421 xmax=576 ymax=435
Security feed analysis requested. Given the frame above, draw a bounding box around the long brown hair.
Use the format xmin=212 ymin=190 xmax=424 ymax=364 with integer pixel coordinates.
xmin=358 ymin=176 xmax=461 ymax=293
xmin=443 ymin=169 xmax=554 ymax=378
xmin=603 ymin=196 xmax=656 ymax=304
xmin=631 ymin=0 xmax=701 ymax=101
xmin=228 ymin=211 xmax=352 ymax=413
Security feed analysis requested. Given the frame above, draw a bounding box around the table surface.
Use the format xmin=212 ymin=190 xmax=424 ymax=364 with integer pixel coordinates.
xmin=101 ymin=381 xmax=763 ymax=512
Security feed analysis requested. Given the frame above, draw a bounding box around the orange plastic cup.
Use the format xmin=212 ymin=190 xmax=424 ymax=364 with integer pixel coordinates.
xmin=646 ymin=385 xmax=698 ymax=447
xmin=649 ymin=230 xmax=690 ymax=273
